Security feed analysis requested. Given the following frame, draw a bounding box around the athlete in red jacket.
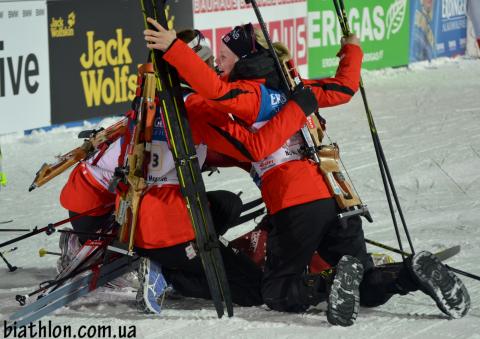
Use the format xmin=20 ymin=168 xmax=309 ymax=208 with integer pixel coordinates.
xmin=146 ymin=20 xmax=361 ymax=215
xmin=145 ymin=19 xmax=365 ymax=325
xmin=133 ymin=29 xmax=321 ymax=313
xmin=145 ymin=20 xmax=470 ymax=325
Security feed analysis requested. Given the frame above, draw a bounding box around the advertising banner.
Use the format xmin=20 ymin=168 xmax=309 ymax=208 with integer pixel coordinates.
xmin=48 ymin=0 xmax=193 ymax=125
xmin=410 ymin=0 xmax=467 ymax=62
xmin=193 ymin=0 xmax=308 ymax=76
xmin=0 ymin=1 xmax=50 ymax=135
xmin=307 ymin=0 xmax=410 ymax=78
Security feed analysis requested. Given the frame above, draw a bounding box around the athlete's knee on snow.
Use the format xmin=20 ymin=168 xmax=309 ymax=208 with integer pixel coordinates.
xmin=261 ymin=279 xmax=300 ymax=312
xmin=262 ymin=275 xmax=326 ymax=313
xmin=233 ymin=289 xmax=263 ymax=307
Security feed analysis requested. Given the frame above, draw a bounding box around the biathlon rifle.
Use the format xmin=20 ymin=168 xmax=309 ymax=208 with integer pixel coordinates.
xmin=245 ymin=0 xmax=371 ymax=224
xmin=29 ymin=118 xmax=128 ymax=191
xmin=114 ymin=63 xmax=156 ymax=254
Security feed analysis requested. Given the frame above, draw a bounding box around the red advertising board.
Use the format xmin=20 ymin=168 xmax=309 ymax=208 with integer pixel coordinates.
xmin=193 ymin=0 xmax=308 ymax=76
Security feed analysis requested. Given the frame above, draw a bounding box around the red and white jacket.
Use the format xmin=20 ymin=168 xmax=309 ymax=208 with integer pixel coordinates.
xmin=164 ymin=40 xmax=363 ymax=214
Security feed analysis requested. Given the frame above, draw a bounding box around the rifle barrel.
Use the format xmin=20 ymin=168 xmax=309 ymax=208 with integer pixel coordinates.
xmin=0 ymin=203 xmax=114 ymax=249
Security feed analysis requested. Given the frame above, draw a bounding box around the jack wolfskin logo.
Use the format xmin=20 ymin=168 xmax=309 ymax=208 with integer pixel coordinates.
xmin=50 ymin=11 xmax=75 ymax=38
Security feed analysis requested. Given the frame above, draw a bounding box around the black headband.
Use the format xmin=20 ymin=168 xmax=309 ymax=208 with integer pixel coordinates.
xmin=221 ymin=23 xmax=263 ymax=59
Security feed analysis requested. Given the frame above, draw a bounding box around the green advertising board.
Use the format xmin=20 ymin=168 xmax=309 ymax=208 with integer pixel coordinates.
xmin=307 ymin=0 xmax=410 ymax=78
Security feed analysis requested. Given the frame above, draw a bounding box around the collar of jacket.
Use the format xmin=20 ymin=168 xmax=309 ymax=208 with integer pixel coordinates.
xmin=228 ymin=50 xmax=286 ymax=92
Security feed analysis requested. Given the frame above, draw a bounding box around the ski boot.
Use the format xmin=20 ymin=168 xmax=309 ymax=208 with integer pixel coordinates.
xmin=409 ymin=251 xmax=470 ymax=319
xmin=327 ymin=255 xmax=364 ymax=327
xmin=105 ymin=270 xmax=140 ymax=290
xmin=136 ymin=257 xmax=168 ymax=314
xmin=56 ymin=229 xmax=82 ymax=273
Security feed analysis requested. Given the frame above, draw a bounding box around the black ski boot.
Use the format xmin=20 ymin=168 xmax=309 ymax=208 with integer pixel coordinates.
xmin=327 ymin=255 xmax=364 ymax=327
xmin=410 ymin=251 xmax=470 ymax=319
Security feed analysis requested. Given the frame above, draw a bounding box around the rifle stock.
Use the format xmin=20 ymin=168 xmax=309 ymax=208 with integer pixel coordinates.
xmin=116 ymin=63 xmax=156 ymax=254
xmin=29 ymin=119 xmax=128 ymax=191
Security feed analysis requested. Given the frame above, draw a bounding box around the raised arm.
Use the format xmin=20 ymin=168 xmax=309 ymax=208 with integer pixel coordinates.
xmin=305 ymin=39 xmax=363 ymax=107
xmin=143 ymin=18 xmax=263 ymax=124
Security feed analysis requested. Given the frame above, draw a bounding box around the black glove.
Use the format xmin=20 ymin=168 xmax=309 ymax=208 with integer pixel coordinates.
xmin=290 ymin=86 xmax=318 ymax=117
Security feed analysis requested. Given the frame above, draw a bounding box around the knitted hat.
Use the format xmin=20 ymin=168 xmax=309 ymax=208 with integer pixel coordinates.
xmin=221 ymin=23 xmax=263 ymax=59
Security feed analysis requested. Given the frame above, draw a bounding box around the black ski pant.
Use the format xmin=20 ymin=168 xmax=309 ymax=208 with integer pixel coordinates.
xmin=136 ymin=243 xmax=263 ymax=306
xmin=359 ymin=260 xmax=420 ymax=307
xmin=205 ymin=190 xmax=243 ymax=236
xmin=68 ymin=211 xmax=113 ymax=244
xmin=67 ymin=190 xmax=242 ymax=244
xmin=262 ymin=198 xmax=374 ymax=312
xmin=136 ymin=189 xmax=263 ymax=306
xmin=261 ymin=197 xmax=420 ymax=311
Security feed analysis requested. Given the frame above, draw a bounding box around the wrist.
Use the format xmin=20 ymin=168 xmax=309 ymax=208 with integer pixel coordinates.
xmin=164 ymin=38 xmax=178 ymax=53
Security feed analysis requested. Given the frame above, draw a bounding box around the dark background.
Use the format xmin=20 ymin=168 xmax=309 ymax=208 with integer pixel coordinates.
xmin=48 ymin=0 xmax=193 ymax=124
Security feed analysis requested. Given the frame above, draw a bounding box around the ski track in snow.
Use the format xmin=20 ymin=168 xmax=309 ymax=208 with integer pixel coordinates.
xmin=1 ymin=57 xmax=480 ymax=338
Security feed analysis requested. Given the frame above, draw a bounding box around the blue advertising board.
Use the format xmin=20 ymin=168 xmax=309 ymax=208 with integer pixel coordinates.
xmin=410 ymin=0 xmax=467 ymax=62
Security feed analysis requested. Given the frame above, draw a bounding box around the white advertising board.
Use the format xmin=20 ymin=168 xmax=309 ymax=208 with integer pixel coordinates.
xmin=193 ymin=0 xmax=308 ymax=76
xmin=0 ymin=1 xmax=50 ymax=134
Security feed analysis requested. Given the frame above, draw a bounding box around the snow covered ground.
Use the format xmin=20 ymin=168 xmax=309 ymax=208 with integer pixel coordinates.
xmin=1 ymin=57 xmax=480 ymax=338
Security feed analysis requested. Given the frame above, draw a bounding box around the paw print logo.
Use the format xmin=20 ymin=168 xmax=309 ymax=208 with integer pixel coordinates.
xmin=67 ymin=11 xmax=75 ymax=28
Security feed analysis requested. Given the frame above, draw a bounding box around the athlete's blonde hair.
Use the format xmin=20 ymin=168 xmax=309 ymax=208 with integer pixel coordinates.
xmin=254 ymin=29 xmax=291 ymax=63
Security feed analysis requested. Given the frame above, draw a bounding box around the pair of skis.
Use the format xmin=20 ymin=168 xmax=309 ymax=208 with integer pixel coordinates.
xmin=5 ymin=194 xmax=260 ymax=326
xmin=8 ymin=238 xmax=139 ymax=327
xmin=140 ymin=0 xmax=233 ymax=318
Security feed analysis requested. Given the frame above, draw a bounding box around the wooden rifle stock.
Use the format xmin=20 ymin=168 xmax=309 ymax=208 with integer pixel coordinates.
xmin=116 ymin=63 xmax=156 ymax=254
xmin=280 ymin=58 xmax=362 ymax=211
xmin=29 ymin=118 xmax=128 ymax=191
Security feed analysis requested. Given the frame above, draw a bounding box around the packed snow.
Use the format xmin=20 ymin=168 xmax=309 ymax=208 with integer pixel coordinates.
xmin=1 ymin=57 xmax=480 ymax=338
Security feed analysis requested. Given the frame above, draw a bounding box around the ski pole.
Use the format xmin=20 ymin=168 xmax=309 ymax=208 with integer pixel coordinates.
xmin=57 ymin=229 xmax=116 ymax=239
xmin=445 ymin=265 xmax=480 ymax=282
xmin=0 ymin=251 xmax=17 ymax=272
xmin=365 ymin=238 xmax=410 ymax=256
xmin=38 ymin=248 xmax=61 ymax=257
xmin=16 ymin=244 xmax=105 ymax=305
xmin=241 ymin=197 xmax=264 ymax=213
xmin=332 ymin=0 xmax=415 ymax=258
xmin=0 ymin=202 xmax=114 ymax=249
xmin=232 ymin=208 xmax=266 ymax=227
xmin=0 ymin=246 xmax=18 ymax=255
xmin=0 ymin=229 xmax=30 ymax=232
xmin=366 ymin=238 xmax=480 ymax=282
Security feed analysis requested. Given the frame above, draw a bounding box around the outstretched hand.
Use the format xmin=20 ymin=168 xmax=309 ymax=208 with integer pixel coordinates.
xmin=143 ymin=17 xmax=177 ymax=52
